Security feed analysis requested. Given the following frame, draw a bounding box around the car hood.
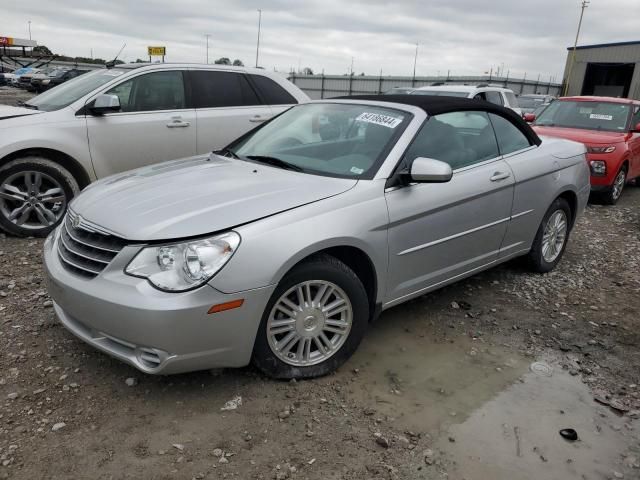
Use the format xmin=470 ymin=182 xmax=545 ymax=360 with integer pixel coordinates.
xmin=533 ymin=125 xmax=627 ymax=145
xmin=70 ymin=155 xmax=357 ymax=241
xmin=0 ymin=105 xmax=42 ymax=120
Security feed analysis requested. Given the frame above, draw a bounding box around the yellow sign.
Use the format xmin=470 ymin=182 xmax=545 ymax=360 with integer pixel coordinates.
xmin=147 ymin=46 xmax=166 ymax=56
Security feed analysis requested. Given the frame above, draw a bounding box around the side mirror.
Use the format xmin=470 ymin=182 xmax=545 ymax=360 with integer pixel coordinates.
xmin=90 ymin=94 xmax=121 ymax=115
xmin=523 ymin=113 xmax=536 ymax=123
xmin=631 ymin=122 xmax=640 ymax=133
xmin=408 ymin=157 xmax=453 ymax=183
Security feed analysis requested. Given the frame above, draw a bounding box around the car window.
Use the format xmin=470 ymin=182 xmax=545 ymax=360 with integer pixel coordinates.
xmin=191 ymin=71 xmax=261 ymax=108
xmin=106 ymin=71 xmax=185 ymax=112
xmin=485 ymin=91 xmax=504 ymax=106
xmin=232 ymin=103 xmax=410 ymax=179
xmin=504 ymin=92 xmax=518 ymax=108
xmin=250 ymin=74 xmax=297 ymax=105
xmin=404 ymin=111 xmax=500 ymax=170
xmin=535 ymin=100 xmax=630 ymax=132
xmin=631 ymin=106 xmax=640 ymax=129
xmin=488 ymin=113 xmax=531 ymax=155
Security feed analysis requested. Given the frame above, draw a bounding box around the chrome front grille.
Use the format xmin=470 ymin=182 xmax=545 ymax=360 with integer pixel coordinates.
xmin=57 ymin=212 xmax=127 ymax=278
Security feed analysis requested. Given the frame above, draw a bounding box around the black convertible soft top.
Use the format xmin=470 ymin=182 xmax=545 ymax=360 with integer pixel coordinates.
xmin=337 ymin=94 xmax=541 ymax=146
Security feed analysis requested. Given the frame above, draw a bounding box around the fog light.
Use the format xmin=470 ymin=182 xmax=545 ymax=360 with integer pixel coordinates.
xmin=590 ymin=160 xmax=606 ymax=176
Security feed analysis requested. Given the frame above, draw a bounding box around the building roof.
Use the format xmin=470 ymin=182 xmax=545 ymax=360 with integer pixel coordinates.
xmin=336 ymin=94 xmax=541 ymax=145
xmin=567 ymin=40 xmax=640 ymax=51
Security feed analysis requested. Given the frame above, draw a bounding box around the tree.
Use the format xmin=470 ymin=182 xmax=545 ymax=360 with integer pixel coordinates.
xmin=301 ymin=67 xmax=314 ymax=75
xmin=33 ymin=45 xmax=53 ymax=56
xmin=232 ymin=59 xmax=244 ymax=66
xmin=214 ymin=57 xmax=231 ymax=65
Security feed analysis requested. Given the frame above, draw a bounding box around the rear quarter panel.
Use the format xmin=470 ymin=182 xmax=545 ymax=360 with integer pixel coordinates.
xmin=500 ymin=138 xmax=589 ymax=256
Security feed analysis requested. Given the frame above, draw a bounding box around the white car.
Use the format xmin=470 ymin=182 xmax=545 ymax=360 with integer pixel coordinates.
xmin=412 ymin=84 xmax=522 ymax=116
xmin=0 ymin=63 xmax=308 ymax=237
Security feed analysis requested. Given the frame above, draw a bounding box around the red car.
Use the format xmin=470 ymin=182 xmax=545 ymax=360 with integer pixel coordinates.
xmin=532 ymin=96 xmax=640 ymax=204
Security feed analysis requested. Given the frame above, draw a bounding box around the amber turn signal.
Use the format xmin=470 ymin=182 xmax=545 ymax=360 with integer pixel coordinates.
xmin=207 ymin=299 xmax=244 ymax=314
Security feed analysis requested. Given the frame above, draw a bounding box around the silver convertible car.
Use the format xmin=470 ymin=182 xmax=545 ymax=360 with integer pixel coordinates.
xmin=44 ymin=95 xmax=590 ymax=378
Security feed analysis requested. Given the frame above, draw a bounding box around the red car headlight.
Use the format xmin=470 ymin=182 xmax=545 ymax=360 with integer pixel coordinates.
xmin=587 ymin=146 xmax=616 ymax=154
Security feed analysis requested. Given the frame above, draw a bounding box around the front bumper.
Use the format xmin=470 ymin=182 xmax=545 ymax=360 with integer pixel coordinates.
xmin=43 ymin=230 xmax=275 ymax=374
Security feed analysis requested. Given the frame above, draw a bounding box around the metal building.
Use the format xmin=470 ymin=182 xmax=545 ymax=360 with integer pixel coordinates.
xmin=563 ymin=40 xmax=640 ymax=99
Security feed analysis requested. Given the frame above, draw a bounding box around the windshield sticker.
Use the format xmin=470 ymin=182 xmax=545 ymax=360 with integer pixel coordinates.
xmin=350 ymin=166 xmax=364 ymax=174
xmin=356 ymin=112 xmax=402 ymax=128
xmin=589 ymin=113 xmax=613 ymax=121
xmin=579 ymin=108 xmax=593 ymax=114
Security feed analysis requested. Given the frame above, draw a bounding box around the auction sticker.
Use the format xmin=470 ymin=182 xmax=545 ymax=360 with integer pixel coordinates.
xmin=356 ymin=112 xmax=402 ymax=128
xmin=590 ymin=114 xmax=613 ymax=121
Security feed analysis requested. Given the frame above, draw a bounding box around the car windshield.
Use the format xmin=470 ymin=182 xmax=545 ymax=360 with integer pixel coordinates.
xmin=535 ymin=100 xmax=631 ymax=132
xmin=518 ymin=96 xmax=546 ymax=108
xmin=231 ymin=103 xmax=410 ymax=179
xmin=26 ymin=69 xmax=126 ymax=112
xmin=411 ymin=90 xmax=469 ymax=97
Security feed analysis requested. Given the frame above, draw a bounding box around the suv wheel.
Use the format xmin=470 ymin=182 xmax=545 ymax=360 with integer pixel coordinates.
xmin=252 ymin=254 xmax=369 ymax=379
xmin=528 ymin=197 xmax=572 ymax=273
xmin=0 ymin=157 xmax=79 ymax=237
xmin=602 ymin=167 xmax=627 ymax=205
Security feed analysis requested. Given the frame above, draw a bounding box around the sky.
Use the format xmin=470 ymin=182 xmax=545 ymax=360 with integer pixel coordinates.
xmin=3 ymin=0 xmax=639 ymax=81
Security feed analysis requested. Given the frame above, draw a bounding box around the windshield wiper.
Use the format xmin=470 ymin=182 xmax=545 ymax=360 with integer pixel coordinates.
xmin=212 ymin=147 xmax=240 ymax=159
xmin=246 ymin=155 xmax=304 ymax=172
xmin=18 ymin=101 xmax=38 ymax=110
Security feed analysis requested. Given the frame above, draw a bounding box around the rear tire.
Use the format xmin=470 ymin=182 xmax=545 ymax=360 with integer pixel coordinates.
xmin=528 ymin=197 xmax=572 ymax=273
xmin=252 ymin=254 xmax=369 ymax=379
xmin=0 ymin=157 xmax=79 ymax=237
xmin=601 ymin=166 xmax=627 ymax=205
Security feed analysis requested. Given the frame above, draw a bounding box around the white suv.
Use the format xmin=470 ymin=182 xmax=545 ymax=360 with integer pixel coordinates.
xmin=0 ymin=63 xmax=308 ymax=237
xmin=411 ymin=84 xmax=521 ymax=116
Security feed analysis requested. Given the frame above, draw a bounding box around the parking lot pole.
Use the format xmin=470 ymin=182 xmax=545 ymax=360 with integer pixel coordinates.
xmin=320 ymin=74 xmax=325 ymax=99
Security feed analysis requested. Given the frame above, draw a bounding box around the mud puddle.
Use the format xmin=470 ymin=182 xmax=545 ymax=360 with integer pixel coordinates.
xmin=341 ymin=307 xmax=639 ymax=479
xmin=343 ymin=306 xmax=529 ymax=433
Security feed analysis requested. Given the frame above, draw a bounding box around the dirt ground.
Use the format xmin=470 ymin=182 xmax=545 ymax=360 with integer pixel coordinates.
xmin=0 ymin=86 xmax=639 ymax=479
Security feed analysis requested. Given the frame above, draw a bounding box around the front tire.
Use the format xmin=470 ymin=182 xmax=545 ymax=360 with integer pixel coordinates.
xmin=0 ymin=157 xmax=79 ymax=237
xmin=252 ymin=254 xmax=369 ymax=379
xmin=528 ymin=197 xmax=572 ymax=273
xmin=601 ymin=166 xmax=627 ymax=205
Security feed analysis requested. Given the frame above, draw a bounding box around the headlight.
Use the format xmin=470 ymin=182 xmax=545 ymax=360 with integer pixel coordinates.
xmin=589 ymin=160 xmax=607 ymax=176
xmin=125 ymin=232 xmax=240 ymax=292
xmin=587 ymin=146 xmax=616 ymax=154
xmin=42 ymin=79 xmax=50 ymax=85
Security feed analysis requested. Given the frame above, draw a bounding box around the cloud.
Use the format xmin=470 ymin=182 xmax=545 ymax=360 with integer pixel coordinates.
xmin=3 ymin=0 xmax=638 ymax=79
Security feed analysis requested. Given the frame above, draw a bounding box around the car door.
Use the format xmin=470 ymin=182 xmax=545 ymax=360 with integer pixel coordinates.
xmin=189 ymin=70 xmax=273 ymax=154
xmin=86 ymin=70 xmax=196 ymax=178
xmin=384 ymin=111 xmax=515 ymax=305
xmin=488 ymin=113 xmax=549 ymax=258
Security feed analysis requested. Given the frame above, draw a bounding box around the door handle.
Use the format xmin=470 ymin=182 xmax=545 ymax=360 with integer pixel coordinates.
xmin=166 ymin=117 xmax=190 ymax=128
xmin=249 ymin=116 xmax=269 ymax=123
xmin=490 ymin=171 xmax=511 ymax=182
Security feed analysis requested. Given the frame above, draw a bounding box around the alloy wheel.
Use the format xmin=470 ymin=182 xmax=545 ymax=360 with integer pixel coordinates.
xmin=541 ymin=210 xmax=568 ymax=263
xmin=266 ymin=280 xmax=353 ymax=367
xmin=0 ymin=171 xmax=66 ymax=231
xmin=611 ymin=169 xmax=626 ymax=201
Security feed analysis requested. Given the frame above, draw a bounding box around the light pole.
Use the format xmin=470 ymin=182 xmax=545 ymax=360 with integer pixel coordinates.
xmin=412 ymin=42 xmax=418 ymax=83
xmin=205 ymin=34 xmax=210 ymax=64
xmin=564 ymin=0 xmax=589 ymax=96
xmin=28 ymin=20 xmax=31 ymax=40
xmin=255 ymin=9 xmax=262 ymax=67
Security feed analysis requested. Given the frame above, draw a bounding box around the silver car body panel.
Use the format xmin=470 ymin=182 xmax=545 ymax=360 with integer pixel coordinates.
xmin=69 ymin=155 xmax=357 ymax=240
xmin=44 ymin=99 xmax=590 ymax=374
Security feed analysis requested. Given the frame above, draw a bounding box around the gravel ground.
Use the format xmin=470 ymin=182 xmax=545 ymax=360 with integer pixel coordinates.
xmin=0 ymin=86 xmax=639 ymax=478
